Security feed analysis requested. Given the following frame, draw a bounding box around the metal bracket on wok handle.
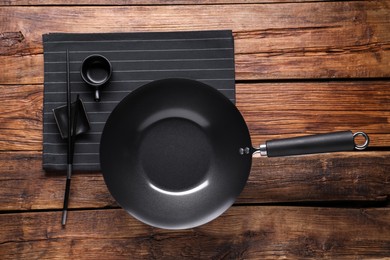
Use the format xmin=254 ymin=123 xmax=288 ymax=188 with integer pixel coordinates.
xmin=253 ymin=131 xmax=369 ymax=157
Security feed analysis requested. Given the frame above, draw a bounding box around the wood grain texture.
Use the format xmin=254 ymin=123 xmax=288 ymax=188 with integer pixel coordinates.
xmin=1 ymin=1 xmax=390 ymax=258
xmin=236 ymin=81 xmax=390 ymax=147
xmin=0 ymin=151 xmax=388 ymax=211
xmin=0 ymin=0 xmax=349 ymax=6
xmin=1 ymin=81 xmax=388 ymax=151
xmin=1 ymin=1 xmax=390 ymax=83
xmin=0 ymin=84 xmax=42 ymax=151
xmin=0 ymin=207 xmax=389 ymax=259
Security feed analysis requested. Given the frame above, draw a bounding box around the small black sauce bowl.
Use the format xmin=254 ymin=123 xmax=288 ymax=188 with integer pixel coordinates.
xmin=81 ymin=54 xmax=112 ymax=102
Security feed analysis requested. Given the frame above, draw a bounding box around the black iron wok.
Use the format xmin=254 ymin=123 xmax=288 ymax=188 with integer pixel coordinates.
xmin=100 ymin=78 xmax=369 ymax=229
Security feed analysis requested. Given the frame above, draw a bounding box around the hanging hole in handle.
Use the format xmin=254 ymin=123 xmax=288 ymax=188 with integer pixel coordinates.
xmin=353 ymin=132 xmax=369 ymax=150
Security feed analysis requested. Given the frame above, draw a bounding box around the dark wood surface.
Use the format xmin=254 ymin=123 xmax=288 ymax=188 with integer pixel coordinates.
xmin=1 ymin=1 xmax=389 ymax=259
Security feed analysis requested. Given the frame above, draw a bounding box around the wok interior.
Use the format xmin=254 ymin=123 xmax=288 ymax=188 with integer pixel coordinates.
xmin=100 ymin=78 xmax=252 ymax=229
xmin=139 ymin=117 xmax=212 ymax=191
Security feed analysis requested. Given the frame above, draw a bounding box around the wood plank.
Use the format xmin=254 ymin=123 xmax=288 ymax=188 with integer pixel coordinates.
xmin=0 ymin=0 xmax=347 ymax=6
xmin=0 ymin=84 xmax=43 ymax=151
xmin=235 ymin=50 xmax=390 ymax=80
xmin=1 ymin=55 xmax=44 ymax=85
xmin=1 ymin=81 xmax=388 ymax=151
xmin=1 ymin=1 xmax=390 ymax=83
xmin=237 ymin=81 xmax=390 ymax=112
xmin=0 ymin=152 xmax=116 ymax=211
xmin=243 ymin=151 xmax=390 ymax=204
xmin=0 ymin=207 xmax=389 ymax=259
xmin=246 ymin=110 xmax=390 ymax=147
xmin=235 ymin=81 xmax=390 ymax=146
xmin=0 ymin=151 xmax=388 ymax=211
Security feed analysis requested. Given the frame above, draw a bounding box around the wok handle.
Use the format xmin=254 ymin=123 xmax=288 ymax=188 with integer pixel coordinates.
xmin=261 ymin=131 xmax=369 ymax=157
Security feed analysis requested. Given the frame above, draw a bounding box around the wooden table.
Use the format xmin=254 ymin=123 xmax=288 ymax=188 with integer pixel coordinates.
xmin=1 ymin=1 xmax=389 ymax=259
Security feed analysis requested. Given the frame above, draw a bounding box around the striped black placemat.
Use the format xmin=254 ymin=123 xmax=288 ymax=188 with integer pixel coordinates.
xmin=42 ymin=30 xmax=235 ymax=172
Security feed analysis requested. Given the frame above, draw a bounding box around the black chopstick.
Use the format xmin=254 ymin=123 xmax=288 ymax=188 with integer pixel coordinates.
xmin=62 ymin=49 xmax=72 ymax=226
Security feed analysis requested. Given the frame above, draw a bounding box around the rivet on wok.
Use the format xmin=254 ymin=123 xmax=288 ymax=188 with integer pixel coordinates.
xmin=245 ymin=147 xmax=250 ymax=154
xmin=239 ymin=148 xmax=244 ymax=155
